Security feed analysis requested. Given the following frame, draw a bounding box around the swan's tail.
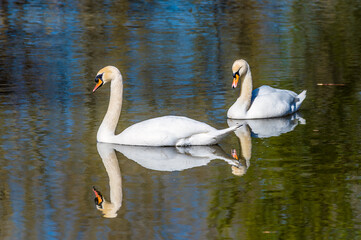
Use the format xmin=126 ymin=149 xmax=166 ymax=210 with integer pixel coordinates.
xmin=209 ymin=125 xmax=242 ymax=144
xmin=295 ymin=90 xmax=307 ymax=111
xmin=176 ymin=124 xmax=241 ymax=146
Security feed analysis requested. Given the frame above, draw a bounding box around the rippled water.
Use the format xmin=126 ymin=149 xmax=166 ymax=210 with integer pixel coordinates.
xmin=0 ymin=0 xmax=360 ymax=239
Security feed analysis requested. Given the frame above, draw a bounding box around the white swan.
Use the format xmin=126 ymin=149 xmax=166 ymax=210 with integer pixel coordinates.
xmin=93 ymin=143 xmax=122 ymax=218
xmin=227 ymin=59 xmax=307 ymax=119
xmin=92 ymin=142 xmax=244 ymax=218
xmin=227 ymin=113 xmax=306 ymax=175
xmin=93 ymin=66 xmax=238 ymax=146
xmin=228 ymin=113 xmax=306 ymax=138
xmin=112 ymin=144 xmax=241 ymax=172
xmin=227 ymin=122 xmax=252 ymax=176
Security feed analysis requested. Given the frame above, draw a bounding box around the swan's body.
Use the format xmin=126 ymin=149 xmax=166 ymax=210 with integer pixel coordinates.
xmin=93 ymin=66 xmax=238 ymax=146
xmin=227 ymin=113 xmax=305 ymax=139
xmin=227 ymin=59 xmax=306 ymax=119
xmin=112 ymin=144 xmax=241 ymax=172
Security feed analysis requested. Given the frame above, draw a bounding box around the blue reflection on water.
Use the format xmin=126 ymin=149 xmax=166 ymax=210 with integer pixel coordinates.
xmin=0 ymin=0 xmax=360 ymax=239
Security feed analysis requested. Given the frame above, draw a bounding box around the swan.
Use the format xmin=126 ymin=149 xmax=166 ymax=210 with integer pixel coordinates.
xmin=112 ymin=144 xmax=242 ymax=172
xmin=228 ymin=113 xmax=306 ymax=138
xmin=227 ymin=122 xmax=252 ymax=176
xmin=227 ymin=113 xmax=306 ymax=175
xmin=92 ymin=142 xmax=244 ymax=218
xmin=93 ymin=143 xmax=122 ymax=218
xmin=93 ymin=66 xmax=239 ymax=146
xmin=227 ymin=59 xmax=307 ymax=119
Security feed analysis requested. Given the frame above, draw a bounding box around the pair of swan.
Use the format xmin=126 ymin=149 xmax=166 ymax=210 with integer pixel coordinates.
xmin=92 ymin=114 xmax=305 ymax=218
xmin=92 ymin=59 xmax=306 ymax=146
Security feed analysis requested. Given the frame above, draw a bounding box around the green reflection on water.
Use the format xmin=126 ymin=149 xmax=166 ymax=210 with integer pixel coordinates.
xmin=0 ymin=0 xmax=360 ymax=239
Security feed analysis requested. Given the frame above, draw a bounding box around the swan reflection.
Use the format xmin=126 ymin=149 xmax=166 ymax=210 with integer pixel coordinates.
xmin=93 ymin=143 xmax=123 ymax=218
xmin=93 ymin=142 xmax=244 ymax=218
xmin=227 ymin=113 xmax=306 ymax=174
xmin=112 ymin=144 xmax=241 ymax=172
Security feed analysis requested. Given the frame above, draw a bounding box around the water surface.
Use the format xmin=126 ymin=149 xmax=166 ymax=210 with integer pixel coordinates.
xmin=0 ymin=0 xmax=360 ymax=239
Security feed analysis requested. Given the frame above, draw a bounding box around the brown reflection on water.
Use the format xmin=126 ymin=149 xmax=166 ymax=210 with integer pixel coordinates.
xmin=0 ymin=0 xmax=360 ymax=239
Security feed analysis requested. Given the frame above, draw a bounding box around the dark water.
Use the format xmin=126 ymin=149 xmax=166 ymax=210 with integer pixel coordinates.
xmin=0 ymin=0 xmax=360 ymax=239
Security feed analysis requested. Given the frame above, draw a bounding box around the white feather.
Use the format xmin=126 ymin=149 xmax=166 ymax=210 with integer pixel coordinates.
xmin=227 ymin=60 xmax=306 ymax=119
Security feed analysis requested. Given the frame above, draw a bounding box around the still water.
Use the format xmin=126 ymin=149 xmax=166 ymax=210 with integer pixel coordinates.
xmin=0 ymin=0 xmax=360 ymax=239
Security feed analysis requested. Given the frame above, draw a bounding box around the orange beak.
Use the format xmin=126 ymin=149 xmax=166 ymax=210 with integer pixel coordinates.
xmin=231 ymin=149 xmax=238 ymax=160
xmin=232 ymin=74 xmax=239 ymax=88
xmin=93 ymin=79 xmax=103 ymax=92
xmin=92 ymin=186 xmax=103 ymax=206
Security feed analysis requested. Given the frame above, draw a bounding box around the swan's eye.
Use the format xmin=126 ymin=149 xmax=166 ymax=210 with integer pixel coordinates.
xmin=232 ymin=71 xmax=240 ymax=78
xmin=95 ymin=73 xmax=103 ymax=83
xmin=94 ymin=197 xmax=103 ymax=208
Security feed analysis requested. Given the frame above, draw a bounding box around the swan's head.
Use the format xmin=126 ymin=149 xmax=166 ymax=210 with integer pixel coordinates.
xmin=230 ymin=149 xmax=247 ymax=176
xmin=231 ymin=59 xmax=249 ymax=88
xmin=92 ymin=186 xmax=118 ymax=218
xmin=93 ymin=66 xmax=121 ymax=92
xmin=231 ymin=165 xmax=247 ymax=176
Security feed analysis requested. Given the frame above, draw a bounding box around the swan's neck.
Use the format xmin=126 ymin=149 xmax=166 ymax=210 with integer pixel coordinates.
xmin=99 ymin=146 xmax=123 ymax=218
xmin=239 ymin=126 xmax=252 ymax=162
xmin=105 ymin=150 xmax=122 ymax=210
xmin=239 ymin=68 xmax=253 ymax=111
xmin=97 ymin=75 xmax=123 ymax=142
